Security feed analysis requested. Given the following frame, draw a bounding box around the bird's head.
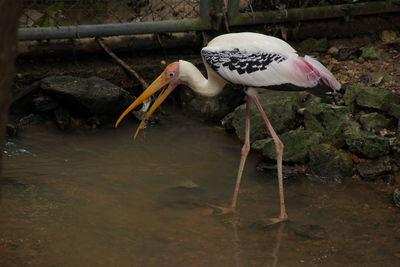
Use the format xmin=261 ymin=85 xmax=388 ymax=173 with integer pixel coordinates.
xmin=115 ymin=61 xmax=183 ymax=138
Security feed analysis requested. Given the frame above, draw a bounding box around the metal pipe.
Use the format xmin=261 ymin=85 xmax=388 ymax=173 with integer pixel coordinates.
xmin=228 ymin=1 xmax=400 ymax=26
xmin=19 ymin=18 xmax=212 ymax=41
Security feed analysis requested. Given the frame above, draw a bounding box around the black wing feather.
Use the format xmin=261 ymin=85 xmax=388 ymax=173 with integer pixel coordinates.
xmin=201 ymin=48 xmax=287 ymax=75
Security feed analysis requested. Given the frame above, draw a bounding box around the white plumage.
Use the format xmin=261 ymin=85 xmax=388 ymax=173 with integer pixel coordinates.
xmin=206 ymin=32 xmax=296 ymax=54
xmin=200 ymin=32 xmax=340 ymax=92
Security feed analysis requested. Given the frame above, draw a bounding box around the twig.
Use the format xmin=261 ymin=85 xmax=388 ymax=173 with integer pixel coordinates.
xmin=222 ymin=0 xmax=230 ymax=32
xmin=95 ymin=37 xmax=148 ymax=88
xmin=155 ymin=33 xmax=167 ymax=56
xmin=96 ymin=37 xmax=152 ymax=123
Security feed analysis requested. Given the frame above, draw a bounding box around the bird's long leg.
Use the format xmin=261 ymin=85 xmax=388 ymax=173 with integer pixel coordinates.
xmin=249 ymin=95 xmax=288 ymax=223
xmin=209 ymin=96 xmax=251 ymax=215
xmin=231 ymin=95 xmax=251 ymax=211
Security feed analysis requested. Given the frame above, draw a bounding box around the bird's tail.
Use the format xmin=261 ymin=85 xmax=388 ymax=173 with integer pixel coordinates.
xmin=302 ymin=55 xmax=341 ymax=92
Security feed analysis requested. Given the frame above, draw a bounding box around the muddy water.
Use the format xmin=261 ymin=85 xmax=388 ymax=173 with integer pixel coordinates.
xmin=1 ymin=110 xmax=400 ymax=267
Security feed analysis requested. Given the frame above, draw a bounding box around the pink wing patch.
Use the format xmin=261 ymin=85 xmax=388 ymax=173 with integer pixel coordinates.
xmin=291 ymin=56 xmax=340 ymax=91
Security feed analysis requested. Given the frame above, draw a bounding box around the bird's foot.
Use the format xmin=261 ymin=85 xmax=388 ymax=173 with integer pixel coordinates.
xmin=262 ymin=214 xmax=288 ymax=226
xmin=207 ymin=204 xmax=241 ymax=228
xmin=207 ymin=204 xmax=238 ymax=216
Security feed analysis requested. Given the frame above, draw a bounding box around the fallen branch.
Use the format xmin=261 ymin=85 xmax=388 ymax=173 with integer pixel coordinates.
xmin=95 ymin=37 xmax=148 ymax=88
xmin=12 ymin=80 xmax=41 ymax=104
xmin=96 ymin=37 xmax=152 ymax=124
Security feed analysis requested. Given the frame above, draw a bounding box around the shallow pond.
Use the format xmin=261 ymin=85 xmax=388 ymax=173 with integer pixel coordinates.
xmin=1 ymin=109 xmax=400 ymax=266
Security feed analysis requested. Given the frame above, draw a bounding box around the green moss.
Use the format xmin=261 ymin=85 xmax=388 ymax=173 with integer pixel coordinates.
xmin=253 ymin=129 xmax=322 ymax=163
xmin=304 ymin=103 xmax=352 ymax=147
xmin=232 ymin=90 xmax=305 ymax=142
xmin=308 ymin=144 xmax=353 ymax=184
xmin=299 ymin=38 xmax=328 ymax=53
xmin=345 ymin=130 xmax=390 ymax=158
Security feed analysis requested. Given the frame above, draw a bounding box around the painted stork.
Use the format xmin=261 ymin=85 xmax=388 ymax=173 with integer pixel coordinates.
xmin=115 ymin=32 xmax=340 ymax=224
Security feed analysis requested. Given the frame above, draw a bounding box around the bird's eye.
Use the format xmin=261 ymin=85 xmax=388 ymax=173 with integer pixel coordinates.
xmin=167 ymin=72 xmax=175 ymax=78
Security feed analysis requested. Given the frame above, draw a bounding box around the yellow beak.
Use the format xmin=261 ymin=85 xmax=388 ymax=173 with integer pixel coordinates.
xmin=115 ymin=73 xmax=176 ymax=139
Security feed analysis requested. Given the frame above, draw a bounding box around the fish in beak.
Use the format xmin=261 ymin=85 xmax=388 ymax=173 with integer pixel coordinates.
xmin=115 ymin=62 xmax=180 ymax=139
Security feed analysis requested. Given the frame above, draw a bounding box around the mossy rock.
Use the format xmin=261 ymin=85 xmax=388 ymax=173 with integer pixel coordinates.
xmin=356 ymin=156 xmax=391 ymax=181
xmin=388 ymin=103 xmax=400 ymax=119
xmin=40 ymin=75 xmax=132 ymax=115
xmin=345 ymin=129 xmax=391 ymax=158
xmin=299 ymin=38 xmax=328 ymax=53
xmin=289 ymin=223 xmax=327 ymax=240
xmin=359 ymin=112 xmax=394 ymax=131
xmin=307 ymin=144 xmax=353 ymax=184
xmin=343 ymin=84 xmax=361 ymax=110
xmin=343 ymin=84 xmax=400 ymax=112
xmin=304 ymin=103 xmax=353 ymax=147
xmin=252 ymin=129 xmax=322 ymax=163
xmin=231 ymin=90 xmax=306 ymax=142
xmin=360 ymin=45 xmax=384 ymax=60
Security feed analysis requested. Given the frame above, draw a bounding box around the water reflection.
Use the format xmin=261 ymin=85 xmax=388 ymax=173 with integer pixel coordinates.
xmin=231 ymin=217 xmax=243 ymax=267
xmin=228 ymin=217 xmax=286 ymax=267
xmin=1 ymin=113 xmax=399 ymax=266
xmin=271 ymin=222 xmax=285 ymax=267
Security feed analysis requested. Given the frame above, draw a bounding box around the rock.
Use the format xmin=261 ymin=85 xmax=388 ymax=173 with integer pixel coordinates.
xmin=359 ymin=72 xmax=399 ymax=86
xmin=393 ymin=188 xmax=400 ymax=208
xmin=230 ymin=90 xmax=306 ymax=142
xmin=180 ymin=83 xmax=245 ymax=121
xmin=171 ymin=179 xmax=200 ymax=189
xmin=360 ymin=45 xmax=384 ymax=60
xmin=356 ymin=156 xmax=391 ymax=181
xmin=343 ymin=84 xmax=400 ymax=112
xmin=289 ymin=223 xmax=327 ymax=240
xmin=343 ymin=84 xmax=361 ymax=109
xmin=345 ymin=129 xmax=391 ymax=158
xmin=86 ymin=115 xmax=117 ymax=127
xmin=356 ymin=87 xmax=399 ymax=111
xmin=40 ymin=75 xmax=133 ymax=115
xmin=356 ymin=87 xmax=397 ymax=111
xmin=299 ymin=38 xmax=328 ymax=53
xmin=380 ymin=30 xmax=397 ymax=43
xmin=302 ymin=92 xmax=324 ymax=108
xmin=158 ymin=186 xmax=205 ymax=210
xmin=365 ymin=72 xmax=384 ymax=85
xmin=17 ymin=113 xmax=45 ymax=128
xmin=6 ymin=124 xmax=18 ymax=137
xmin=86 ymin=116 xmax=102 ymax=127
xmin=388 ymin=103 xmax=400 ymax=119
xmin=381 ymin=174 xmax=396 ymax=186
xmin=33 ymin=95 xmax=58 ymax=113
xmin=382 ymin=74 xmax=399 ymax=84
xmin=256 ymin=162 xmax=306 ymax=181
xmin=327 ymin=46 xmax=339 ymax=55
xmin=304 ymin=103 xmax=353 ymax=147
xmin=54 ymin=106 xmax=71 ymax=130
xmin=252 ymin=129 xmax=322 ymax=163
xmin=307 ymin=144 xmax=353 ymax=184
xmin=355 ymin=57 xmax=365 ymax=64
xmin=358 ymin=74 xmax=370 ymax=84
xmin=220 ymin=111 xmax=235 ymax=131
xmin=359 ymin=112 xmax=394 ymax=131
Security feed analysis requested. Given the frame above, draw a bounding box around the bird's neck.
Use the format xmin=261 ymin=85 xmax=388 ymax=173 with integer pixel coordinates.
xmin=179 ymin=60 xmax=227 ymax=97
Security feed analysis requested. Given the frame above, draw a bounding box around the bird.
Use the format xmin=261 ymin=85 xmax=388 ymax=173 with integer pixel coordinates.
xmin=115 ymin=32 xmax=341 ymax=224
